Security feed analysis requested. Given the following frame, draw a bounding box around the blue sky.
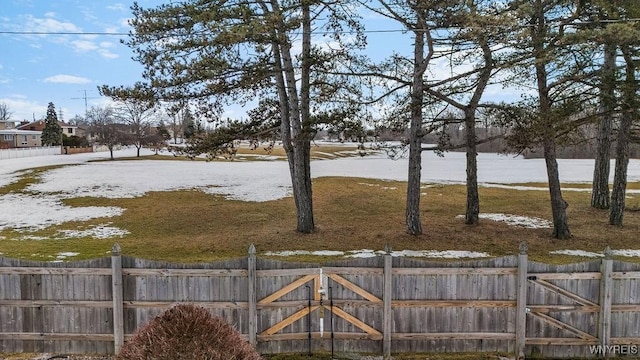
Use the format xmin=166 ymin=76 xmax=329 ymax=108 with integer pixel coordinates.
xmin=0 ymin=1 xmax=420 ymax=123
xmin=1 ymin=1 xmax=514 ymax=124
xmin=0 ymin=0 xmax=167 ymax=122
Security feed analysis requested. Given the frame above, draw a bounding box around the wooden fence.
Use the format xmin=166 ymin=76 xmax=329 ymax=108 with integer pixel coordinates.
xmin=1 ymin=244 xmax=639 ymax=358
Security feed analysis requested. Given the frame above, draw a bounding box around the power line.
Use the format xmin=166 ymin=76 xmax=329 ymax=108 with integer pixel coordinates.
xmin=0 ymin=31 xmax=129 ymax=36
xmin=0 ymin=29 xmax=415 ymax=38
xmin=1 ymin=17 xmax=640 ymax=37
xmin=2 ymin=29 xmax=404 ymax=36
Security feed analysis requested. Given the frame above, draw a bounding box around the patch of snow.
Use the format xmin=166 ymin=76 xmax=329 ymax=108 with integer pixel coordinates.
xmin=390 ymin=250 xmax=491 ymax=258
xmin=57 ymin=252 xmax=79 ymax=258
xmin=57 ymin=224 xmax=129 ymax=239
xmin=19 ymin=235 xmax=50 ymax=241
xmin=49 ymin=252 xmax=80 ymax=263
xmin=550 ymin=250 xmax=604 ymax=258
xmin=0 ymin=147 xmax=156 ymax=189
xmin=263 ymin=250 xmax=346 ymax=257
xmin=204 ymin=184 xmax=292 ymax=202
xmin=551 ymin=249 xmax=640 ymax=258
xmin=457 ymin=213 xmax=552 ymax=229
xmin=27 ymin=160 xmax=294 ymax=202
xmin=0 ymin=193 xmax=124 ymax=232
xmin=612 ymin=249 xmax=640 ymax=257
xmin=345 ymin=249 xmax=380 ymax=258
xmin=266 ymin=249 xmax=491 ymax=259
xmin=312 ymin=250 xmax=345 ymax=256
xmin=358 ymin=182 xmax=397 ymax=190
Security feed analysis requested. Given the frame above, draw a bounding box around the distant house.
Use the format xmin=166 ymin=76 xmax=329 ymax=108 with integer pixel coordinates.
xmin=0 ymin=119 xmax=16 ymax=131
xmin=18 ymin=120 xmax=79 ymax=136
xmin=0 ymin=120 xmax=42 ymax=148
xmin=76 ymin=125 xmax=98 ymax=144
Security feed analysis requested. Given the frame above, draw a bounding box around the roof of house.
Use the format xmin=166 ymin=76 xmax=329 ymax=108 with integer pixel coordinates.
xmin=0 ymin=129 xmax=42 ymax=135
xmin=17 ymin=120 xmax=78 ymax=130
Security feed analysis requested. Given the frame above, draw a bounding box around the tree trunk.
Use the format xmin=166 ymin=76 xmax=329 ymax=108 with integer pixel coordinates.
xmin=543 ymin=137 xmax=571 ymax=238
xmin=610 ymin=116 xmax=631 ymax=226
xmin=462 ymin=25 xmax=491 ymax=225
xmin=591 ymin=42 xmax=616 ymax=209
xmin=465 ymin=108 xmax=479 ymax=224
xmin=291 ymin=142 xmax=314 ymax=233
xmin=291 ymin=1 xmax=314 ymax=233
xmin=610 ymin=49 xmax=635 ymax=226
xmin=268 ymin=0 xmax=314 ymax=233
xmin=405 ymin=21 xmax=427 ymax=236
xmin=533 ymin=0 xmax=570 ymax=239
xmin=406 ymin=136 xmax=422 ymax=235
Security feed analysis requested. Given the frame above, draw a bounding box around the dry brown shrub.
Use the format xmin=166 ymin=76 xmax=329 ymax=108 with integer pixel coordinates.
xmin=116 ymin=303 xmax=261 ymax=360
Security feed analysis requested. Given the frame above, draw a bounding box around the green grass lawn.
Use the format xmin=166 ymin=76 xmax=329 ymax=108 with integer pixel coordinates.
xmin=1 ymin=150 xmax=639 ymax=264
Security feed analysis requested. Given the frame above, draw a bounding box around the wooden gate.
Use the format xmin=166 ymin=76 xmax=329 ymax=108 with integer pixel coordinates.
xmin=524 ymin=270 xmax=601 ymax=354
xmin=256 ymin=266 xmax=383 ymax=352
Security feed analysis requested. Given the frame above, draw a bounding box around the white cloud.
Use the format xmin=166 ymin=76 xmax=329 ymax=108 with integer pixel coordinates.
xmin=98 ymin=49 xmax=119 ymax=59
xmin=104 ymin=26 xmax=120 ymax=33
xmin=23 ymin=15 xmax=81 ymax=33
xmin=43 ymin=74 xmax=91 ymax=84
xmin=99 ymin=41 xmax=115 ymax=48
xmin=0 ymin=96 xmax=47 ymax=121
xmin=107 ymin=3 xmax=127 ymax=11
xmin=0 ymin=64 xmax=6 ymax=83
xmin=120 ymin=18 xmax=132 ymax=28
xmin=44 ymin=12 xmax=56 ymax=18
xmin=71 ymin=39 xmax=99 ymax=52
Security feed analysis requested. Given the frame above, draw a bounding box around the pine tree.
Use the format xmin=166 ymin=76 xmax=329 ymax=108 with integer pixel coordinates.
xmin=123 ymin=0 xmax=364 ymax=233
xmin=182 ymin=107 xmax=196 ymax=140
xmin=41 ymin=102 xmax=63 ymax=146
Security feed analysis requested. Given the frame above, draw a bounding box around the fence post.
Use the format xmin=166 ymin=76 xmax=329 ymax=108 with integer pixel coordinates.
xmin=515 ymin=242 xmax=528 ymax=360
xmin=111 ymin=243 xmax=125 ymax=354
xmin=248 ymin=244 xmax=257 ymax=347
xmin=383 ymin=245 xmax=392 ymax=359
xmin=598 ymin=246 xmax=613 ymax=357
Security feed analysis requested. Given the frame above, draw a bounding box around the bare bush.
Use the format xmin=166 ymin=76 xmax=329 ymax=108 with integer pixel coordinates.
xmin=116 ymin=303 xmax=262 ymax=360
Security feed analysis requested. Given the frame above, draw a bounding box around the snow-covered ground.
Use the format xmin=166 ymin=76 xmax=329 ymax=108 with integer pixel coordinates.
xmin=2 ymin=145 xmax=640 ymax=259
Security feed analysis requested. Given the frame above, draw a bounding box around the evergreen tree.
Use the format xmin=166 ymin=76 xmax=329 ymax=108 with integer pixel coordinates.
xmin=123 ymin=0 xmax=364 ymax=233
xmin=41 ymin=102 xmax=63 ymax=146
xmin=182 ymin=107 xmax=196 ymax=140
